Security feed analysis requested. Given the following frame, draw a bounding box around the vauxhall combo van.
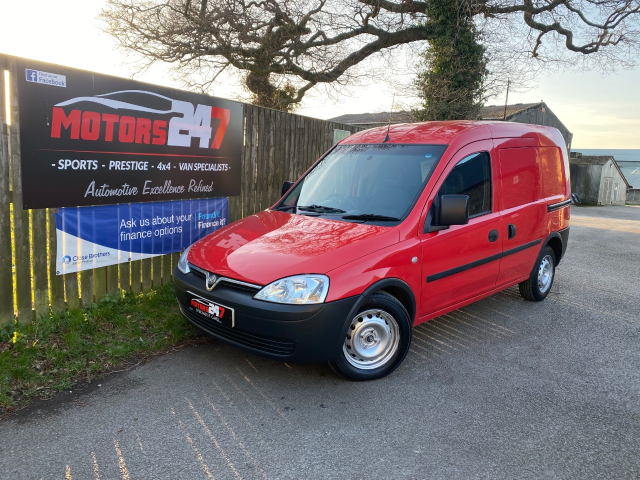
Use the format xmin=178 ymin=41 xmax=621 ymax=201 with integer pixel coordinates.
xmin=174 ymin=121 xmax=571 ymax=380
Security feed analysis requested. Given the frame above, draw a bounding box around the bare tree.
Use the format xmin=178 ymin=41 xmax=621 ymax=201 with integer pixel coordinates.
xmin=101 ymin=0 xmax=640 ymax=111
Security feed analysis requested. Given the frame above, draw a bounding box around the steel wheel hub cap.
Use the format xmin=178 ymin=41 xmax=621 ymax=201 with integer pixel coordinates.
xmin=361 ymin=327 xmax=380 ymax=347
xmin=538 ymin=255 xmax=553 ymax=293
xmin=343 ymin=309 xmax=400 ymax=370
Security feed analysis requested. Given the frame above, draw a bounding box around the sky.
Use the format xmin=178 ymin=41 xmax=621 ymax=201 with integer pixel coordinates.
xmin=1 ymin=0 xmax=639 ymax=149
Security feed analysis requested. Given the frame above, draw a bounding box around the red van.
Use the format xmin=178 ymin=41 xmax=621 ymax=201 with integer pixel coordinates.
xmin=174 ymin=121 xmax=571 ymax=380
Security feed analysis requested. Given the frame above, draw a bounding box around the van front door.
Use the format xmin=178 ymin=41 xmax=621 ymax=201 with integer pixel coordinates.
xmin=419 ymin=143 xmax=502 ymax=318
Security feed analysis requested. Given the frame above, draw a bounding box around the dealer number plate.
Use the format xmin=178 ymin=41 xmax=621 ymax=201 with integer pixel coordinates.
xmin=186 ymin=291 xmax=234 ymax=327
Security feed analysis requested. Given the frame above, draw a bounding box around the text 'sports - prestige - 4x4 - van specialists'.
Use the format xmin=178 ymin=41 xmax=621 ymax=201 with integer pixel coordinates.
xmin=174 ymin=121 xmax=571 ymax=381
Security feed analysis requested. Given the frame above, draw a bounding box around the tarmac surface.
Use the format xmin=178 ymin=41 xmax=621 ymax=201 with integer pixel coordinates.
xmin=1 ymin=205 xmax=638 ymax=479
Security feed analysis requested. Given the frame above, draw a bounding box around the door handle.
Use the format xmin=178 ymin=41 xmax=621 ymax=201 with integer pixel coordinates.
xmin=488 ymin=230 xmax=499 ymax=242
xmin=508 ymin=224 xmax=517 ymax=240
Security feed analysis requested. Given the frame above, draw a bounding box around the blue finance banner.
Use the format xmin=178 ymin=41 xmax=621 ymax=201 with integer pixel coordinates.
xmin=55 ymin=198 xmax=228 ymax=274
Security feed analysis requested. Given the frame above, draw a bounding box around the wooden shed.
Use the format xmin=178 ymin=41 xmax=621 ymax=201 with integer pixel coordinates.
xmin=569 ymin=155 xmax=630 ymax=206
xmin=480 ymin=102 xmax=573 ymax=151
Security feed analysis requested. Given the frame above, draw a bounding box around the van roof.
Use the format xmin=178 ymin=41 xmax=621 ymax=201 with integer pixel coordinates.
xmin=340 ymin=121 xmax=563 ymax=149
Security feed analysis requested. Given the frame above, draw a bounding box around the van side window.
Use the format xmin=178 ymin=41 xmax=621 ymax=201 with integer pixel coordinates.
xmin=438 ymin=152 xmax=492 ymax=217
xmin=499 ymin=147 xmax=542 ymax=209
xmin=538 ymin=147 xmax=564 ymax=199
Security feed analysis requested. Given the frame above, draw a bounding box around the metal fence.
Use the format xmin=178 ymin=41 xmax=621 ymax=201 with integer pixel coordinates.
xmin=0 ymin=55 xmax=362 ymax=324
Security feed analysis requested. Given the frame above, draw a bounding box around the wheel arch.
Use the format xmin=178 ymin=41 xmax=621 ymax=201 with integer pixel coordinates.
xmin=541 ymin=227 xmax=569 ymax=266
xmin=360 ymin=278 xmax=416 ymax=323
xmin=330 ymin=280 xmax=415 ymax=380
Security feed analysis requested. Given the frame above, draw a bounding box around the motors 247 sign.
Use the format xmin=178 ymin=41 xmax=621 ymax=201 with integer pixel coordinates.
xmin=16 ymin=57 xmax=243 ymax=209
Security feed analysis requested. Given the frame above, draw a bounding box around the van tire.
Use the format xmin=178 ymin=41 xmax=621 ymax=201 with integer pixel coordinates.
xmin=519 ymin=246 xmax=556 ymax=301
xmin=329 ymin=291 xmax=412 ymax=381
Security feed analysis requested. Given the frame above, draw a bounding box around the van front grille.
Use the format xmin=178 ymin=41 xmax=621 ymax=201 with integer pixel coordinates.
xmin=188 ymin=264 xmax=262 ymax=294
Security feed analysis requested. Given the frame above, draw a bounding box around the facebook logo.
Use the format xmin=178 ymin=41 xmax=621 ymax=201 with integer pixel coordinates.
xmin=26 ymin=69 xmax=38 ymax=83
xmin=24 ymin=68 xmax=66 ymax=87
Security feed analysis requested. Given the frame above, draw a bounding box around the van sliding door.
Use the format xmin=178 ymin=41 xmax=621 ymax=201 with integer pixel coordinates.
xmin=495 ymin=146 xmax=548 ymax=288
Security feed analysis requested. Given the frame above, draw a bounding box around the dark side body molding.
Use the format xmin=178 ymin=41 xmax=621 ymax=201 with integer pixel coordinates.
xmin=547 ymin=199 xmax=572 ymax=212
xmin=427 ymin=239 xmax=542 ymax=283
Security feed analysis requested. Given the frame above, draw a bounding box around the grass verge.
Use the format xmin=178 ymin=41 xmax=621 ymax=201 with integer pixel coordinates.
xmin=0 ymin=284 xmax=205 ymax=412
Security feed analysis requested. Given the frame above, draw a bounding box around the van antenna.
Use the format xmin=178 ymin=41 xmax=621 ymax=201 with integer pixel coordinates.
xmin=383 ymin=94 xmax=395 ymax=143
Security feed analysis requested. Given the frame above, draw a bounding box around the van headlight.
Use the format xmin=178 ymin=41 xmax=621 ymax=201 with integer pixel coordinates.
xmin=177 ymin=245 xmax=191 ymax=274
xmin=254 ymin=275 xmax=329 ymax=304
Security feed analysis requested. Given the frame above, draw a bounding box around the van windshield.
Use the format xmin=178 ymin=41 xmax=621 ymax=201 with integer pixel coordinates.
xmin=278 ymin=144 xmax=447 ymax=223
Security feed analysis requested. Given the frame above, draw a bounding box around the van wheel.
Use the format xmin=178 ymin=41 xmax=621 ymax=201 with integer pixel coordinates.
xmin=329 ymin=292 xmax=412 ymax=381
xmin=519 ymin=246 xmax=556 ymax=301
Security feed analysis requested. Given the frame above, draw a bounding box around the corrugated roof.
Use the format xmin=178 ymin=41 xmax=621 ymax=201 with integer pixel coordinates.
xmin=619 ymin=165 xmax=640 ymax=189
xmin=329 ymin=104 xmax=544 ymax=124
xmin=480 ymin=103 xmax=542 ymax=120
xmin=329 ymin=111 xmax=415 ymax=125
xmin=569 ymin=156 xmax=614 ymax=166
xmin=617 ymin=161 xmax=640 ymax=167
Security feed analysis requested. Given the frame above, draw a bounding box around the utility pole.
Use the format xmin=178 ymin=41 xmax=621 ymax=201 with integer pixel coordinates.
xmin=502 ymin=79 xmax=510 ymax=121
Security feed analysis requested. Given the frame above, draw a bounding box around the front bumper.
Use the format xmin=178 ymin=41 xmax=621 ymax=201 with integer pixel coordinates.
xmin=174 ymin=268 xmax=360 ymax=362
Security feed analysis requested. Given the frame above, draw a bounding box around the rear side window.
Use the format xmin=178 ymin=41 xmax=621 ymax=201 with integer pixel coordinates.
xmin=438 ymin=152 xmax=492 ymax=217
xmin=539 ymin=147 xmax=565 ymax=198
xmin=499 ymin=147 xmax=542 ymax=209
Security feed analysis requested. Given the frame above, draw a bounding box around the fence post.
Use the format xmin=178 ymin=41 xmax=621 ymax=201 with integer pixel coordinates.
xmin=257 ymin=107 xmax=267 ymax=211
xmin=170 ymin=252 xmax=180 ymax=281
xmin=80 ymin=270 xmax=94 ymax=306
xmin=152 ymin=256 xmax=161 ymax=289
xmin=141 ymin=258 xmax=152 ymax=293
xmin=93 ymin=267 xmax=107 ymax=300
xmin=267 ymin=109 xmax=277 ymax=207
xmin=8 ymin=60 xmax=33 ymax=323
xmin=130 ymin=260 xmax=142 ymax=294
xmin=32 ymin=208 xmax=49 ymax=318
xmin=106 ymin=264 xmax=118 ymax=295
xmin=64 ymin=273 xmax=80 ymax=310
xmin=161 ymin=254 xmax=172 ymax=285
xmin=0 ymin=56 xmax=14 ymax=324
xmin=120 ymin=261 xmax=131 ymax=293
xmin=48 ymin=209 xmax=66 ymax=314
xmin=240 ymin=105 xmax=253 ymax=221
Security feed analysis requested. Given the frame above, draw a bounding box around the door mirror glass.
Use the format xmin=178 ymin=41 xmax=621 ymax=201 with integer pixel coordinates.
xmin=439 ymin=195 xmax=470 ymax=225
xmin=281 ymin=181 xmax=295 ymax=197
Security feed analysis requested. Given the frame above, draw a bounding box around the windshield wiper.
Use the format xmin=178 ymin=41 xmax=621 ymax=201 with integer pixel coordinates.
xmin=273 ymin=205 xmax=296 ymax=211
xmin=298 ymin=204 xmax=346 ymax=213
xmin=342 ymin=214 xmax=401 ymax=222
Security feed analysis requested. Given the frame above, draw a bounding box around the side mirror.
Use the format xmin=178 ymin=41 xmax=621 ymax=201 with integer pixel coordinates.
xmin=439 ymin=195 xmax=470 ymax=226
xmin=281 ymin=181 xmax=295 ymax=197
